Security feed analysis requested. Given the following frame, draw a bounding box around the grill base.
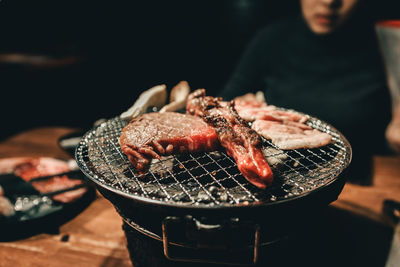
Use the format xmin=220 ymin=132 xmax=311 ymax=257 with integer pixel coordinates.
xmin=96 ymin=174 xmax=347 ymax=266
xmin=121 ymin=203 xmax=395 ymax=267
xmin=96 ymin=171 xmax=346 ymax=239
xmin=122 ymin=221 xmax=290 ymax=267
xmin=75 ymin=111 xmax=353 ymax=266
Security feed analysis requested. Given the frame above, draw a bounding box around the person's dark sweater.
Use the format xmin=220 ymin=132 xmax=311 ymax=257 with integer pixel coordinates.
xmin=220 ymin=14 xmax=392 ymax=183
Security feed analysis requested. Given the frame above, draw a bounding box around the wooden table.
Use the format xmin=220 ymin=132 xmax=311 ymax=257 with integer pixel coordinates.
xmin=0 ymin=127 xmax=399 ymax=267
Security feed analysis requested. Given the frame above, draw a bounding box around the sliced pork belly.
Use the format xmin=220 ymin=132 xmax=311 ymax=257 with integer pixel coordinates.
xmin=236 ymin=105 xmax=309 ymax=123
xmin=234 ymin=93 xmax=267 ymax=109
xmin=252 ymin=120 xmax=332 ymax=150
xmin=234 ymin=94 xmax=309 ymax=124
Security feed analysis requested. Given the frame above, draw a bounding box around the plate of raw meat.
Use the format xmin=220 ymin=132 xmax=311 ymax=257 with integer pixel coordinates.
xmin=0 ymin=157 xmax=95 ymax=241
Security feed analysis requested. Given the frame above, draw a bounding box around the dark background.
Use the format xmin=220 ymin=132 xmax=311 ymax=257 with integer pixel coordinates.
xmin=1 ymin=0 xmax=399 ymax=140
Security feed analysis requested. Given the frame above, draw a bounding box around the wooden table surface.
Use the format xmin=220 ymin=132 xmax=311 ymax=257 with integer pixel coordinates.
xmin=0 ymin=127 xmax=399 ymax=267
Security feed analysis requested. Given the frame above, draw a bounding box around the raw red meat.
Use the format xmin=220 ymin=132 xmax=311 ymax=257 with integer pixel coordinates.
xmin=187 ymin=89 xmax=273 ymax=189
xmin=119 ymin=112 xmax=219 ymax=172
xmin=2 ymin=157 xmax=87 ymax=203
xmin=14 ymin=158 xmax=70 ymax=180
xmin=30 ymin=176 xmax=87 ymax=203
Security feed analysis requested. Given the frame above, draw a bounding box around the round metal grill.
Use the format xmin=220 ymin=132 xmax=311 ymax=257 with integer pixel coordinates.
xmin=75 ymin=115 xmax=351 ymax=208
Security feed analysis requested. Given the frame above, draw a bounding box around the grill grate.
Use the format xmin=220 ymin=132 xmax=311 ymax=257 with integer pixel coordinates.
xmin=75 ymin=115 xmax=351 ymax=208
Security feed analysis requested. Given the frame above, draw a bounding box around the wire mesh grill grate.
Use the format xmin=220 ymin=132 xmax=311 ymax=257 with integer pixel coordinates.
xmin=75 ymin=115 xmax=351 ymax=207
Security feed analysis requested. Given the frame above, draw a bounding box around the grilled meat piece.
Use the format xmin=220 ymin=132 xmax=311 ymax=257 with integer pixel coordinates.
xmin=233 ymin=94 xmax=331 ymax=150
xmin=235 ymin=100 xmax=309 ymax=123
xmin=187 ymin=89 xmax=273 ymax=189
xmin=252 ymin=120 xmax=332 ymax=150
xmin=120 ymin=112 xmax=219 ymax=172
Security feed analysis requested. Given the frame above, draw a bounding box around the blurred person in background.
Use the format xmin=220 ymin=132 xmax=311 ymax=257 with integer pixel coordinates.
xmin=220 ymin=0 xmax=400 ymax=184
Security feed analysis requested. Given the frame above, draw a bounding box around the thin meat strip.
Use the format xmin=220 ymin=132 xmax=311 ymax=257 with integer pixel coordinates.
xmin=252 ymin=120 xmax=332 ymax=150
xmin=234 ymin=93 xmax=309 ymax=123
xmin=235 ymin=100 xmax=309 ymax=123
xmin=234 ymin=93 xmax=331 ymax=150
xmin=187 ymin=89 xmax=273 ymax=189
xmin=120 ymin=112 xmax=219 ymax=172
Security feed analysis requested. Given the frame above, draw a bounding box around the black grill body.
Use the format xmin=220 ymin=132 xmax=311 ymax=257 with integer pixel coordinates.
xmin=75 ymin=114 xmax=351 ymax=265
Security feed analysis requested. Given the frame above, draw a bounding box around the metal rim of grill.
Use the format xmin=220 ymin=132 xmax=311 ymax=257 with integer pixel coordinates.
xmin=75 ymin=113 xmax=352 ymax=209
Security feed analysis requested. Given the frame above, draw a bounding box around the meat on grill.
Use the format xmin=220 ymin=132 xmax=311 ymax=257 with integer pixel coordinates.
xmin=252 ymin=120 xmax=332 ymax=150
xmin=186 ymin=89 xmax=273 ymax=189
xmin=234 ymin=94 xmax=331 ymax=150
xmin=234 ymin=97 xmax=309 ymax=123
xmin=119 ymin=112 xmax=219 ymax=172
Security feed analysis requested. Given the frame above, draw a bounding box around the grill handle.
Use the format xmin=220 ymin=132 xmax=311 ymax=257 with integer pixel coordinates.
xmin=162 ymin=216 xmax=260 ymax=265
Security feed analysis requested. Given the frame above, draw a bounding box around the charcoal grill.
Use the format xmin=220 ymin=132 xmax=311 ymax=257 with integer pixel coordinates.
xmin=75 ymin=113 xmax=351 ymax=266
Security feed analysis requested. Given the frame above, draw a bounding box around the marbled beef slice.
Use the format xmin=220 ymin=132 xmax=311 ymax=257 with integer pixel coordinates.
xmin=119 ymin=112 xmax=219 ymax=172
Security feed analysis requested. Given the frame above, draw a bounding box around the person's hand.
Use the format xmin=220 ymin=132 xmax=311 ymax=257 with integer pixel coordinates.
xmin=386 ymin=120 xmax=400 ymax=153
xmin=386 ymin=101 xmax=400 ymax=153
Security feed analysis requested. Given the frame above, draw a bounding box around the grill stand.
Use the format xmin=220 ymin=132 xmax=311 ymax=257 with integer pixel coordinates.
xmin=75 ymin=115 xmax=352 ymax=266
xmin=123 ymin=216 xmax=287 ymax=266
xmin=94 ymin=170 xmax=347 ymax=266
xmin=162 ymin=216 xmax=260 ymax=265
